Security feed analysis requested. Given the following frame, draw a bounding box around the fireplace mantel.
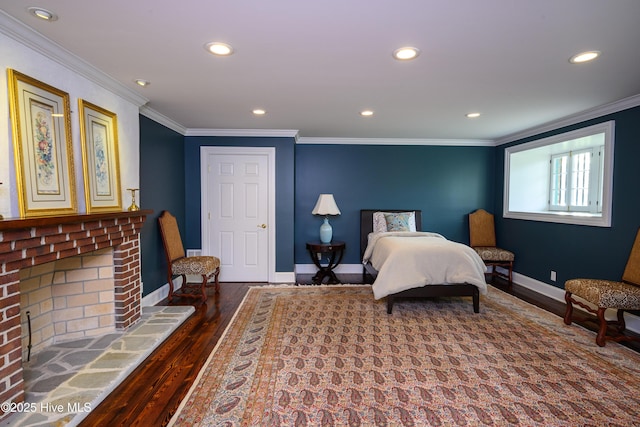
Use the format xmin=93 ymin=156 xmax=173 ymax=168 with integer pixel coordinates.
xmin=0 ymin=209 xmax=152 ymax=415
xmin=0 ymin=210 xmax=152 ymax=272
xmin=0 ymin=210 xmax=153 ymax=230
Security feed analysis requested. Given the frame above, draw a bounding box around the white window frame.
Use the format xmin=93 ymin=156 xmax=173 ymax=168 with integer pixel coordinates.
xmin=549 ymin=147 xmax=602 ymax=213
xmin=504 ymin=121 xmax=614 ymax=227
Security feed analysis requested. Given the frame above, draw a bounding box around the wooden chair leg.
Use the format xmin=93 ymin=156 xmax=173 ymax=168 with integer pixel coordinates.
xmin=200 ymin=274 xmax=207 ymax=302
xmin=616 ymin=309 xmax=626 ymax=333
xmin=596 ymin=307 xmax=608 ymax=347
xmin=563 ymin=292 xmax=573 ymax=325
xmin=214 ymin=267 xmax=220 ymax=294
xmin=167 ymin=271 xmax=175 ymax=302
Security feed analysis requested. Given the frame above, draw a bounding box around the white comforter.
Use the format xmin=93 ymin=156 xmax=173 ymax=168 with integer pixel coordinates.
xmin=362 ymin=232 xmax=488 ymax=299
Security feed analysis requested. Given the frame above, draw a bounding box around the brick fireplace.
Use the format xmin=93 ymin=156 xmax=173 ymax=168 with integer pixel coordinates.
xmin=0 ymin=210 xmax=150 ymax=416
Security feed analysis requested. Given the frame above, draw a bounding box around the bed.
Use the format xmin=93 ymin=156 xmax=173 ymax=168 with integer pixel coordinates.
xmin=360 ymin=210 xmax=487 ymax=313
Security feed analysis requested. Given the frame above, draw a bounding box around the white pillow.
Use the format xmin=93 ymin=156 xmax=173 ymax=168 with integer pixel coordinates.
xmin=373 ymin=211 xmax=416 ymax=232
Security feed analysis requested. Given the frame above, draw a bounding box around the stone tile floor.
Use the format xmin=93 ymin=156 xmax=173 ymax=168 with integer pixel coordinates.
xmin=1 ymin=305 xmax=194 ymax=427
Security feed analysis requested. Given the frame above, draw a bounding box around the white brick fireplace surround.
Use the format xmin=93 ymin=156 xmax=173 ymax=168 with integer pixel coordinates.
xmin=0 ymin=211 xmax=150 ymax=420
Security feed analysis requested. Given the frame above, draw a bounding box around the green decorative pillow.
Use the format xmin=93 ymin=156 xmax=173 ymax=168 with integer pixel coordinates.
xmin=383 ymin=212 xmax=412 ymax=232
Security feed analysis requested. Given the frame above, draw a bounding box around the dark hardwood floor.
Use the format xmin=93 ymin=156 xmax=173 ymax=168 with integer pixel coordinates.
xmin=79 ymin=282 xmax=254 ymax=427
xmin=80 ymin=274 xmax=640 ymax=426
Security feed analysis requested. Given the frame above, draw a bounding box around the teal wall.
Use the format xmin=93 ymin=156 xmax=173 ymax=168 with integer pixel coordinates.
xmin=139 ymin=116 xmax=186 ymax=296
xmin=495 ymin=105 xmax=640 ymax=288
xmin=139 ymin=105 xmax=639 ymax=296
xmin=295 ymin=144 xmax=495 ymax=264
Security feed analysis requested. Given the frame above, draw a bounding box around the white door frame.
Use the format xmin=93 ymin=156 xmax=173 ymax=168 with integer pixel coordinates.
xmin=200 ymin=146 xmax=276 ymax=282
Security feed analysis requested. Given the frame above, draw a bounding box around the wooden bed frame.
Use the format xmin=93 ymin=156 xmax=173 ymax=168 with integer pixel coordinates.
xmin=360 ymin=210 xmax=480 ymax=314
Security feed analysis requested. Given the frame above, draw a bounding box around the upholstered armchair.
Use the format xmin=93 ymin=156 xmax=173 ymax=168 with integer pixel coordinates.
xmin=564 ymin=228 xmax=640 ymax=346
xmin=469 ymin=209 xmax=515 ymax=288
xmin=158 ymin=211 xmax=220 ymax=302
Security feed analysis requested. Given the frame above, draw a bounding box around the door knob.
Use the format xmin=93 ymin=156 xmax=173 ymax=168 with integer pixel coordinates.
xmin=258 ymin=224 xmax=267 ymax=228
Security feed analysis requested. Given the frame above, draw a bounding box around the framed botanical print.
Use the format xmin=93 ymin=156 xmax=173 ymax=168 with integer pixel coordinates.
xmin=7 ymin=69 xmax=77 ymax=217
xmin=78 ymin=99 xmax=122 ymax=212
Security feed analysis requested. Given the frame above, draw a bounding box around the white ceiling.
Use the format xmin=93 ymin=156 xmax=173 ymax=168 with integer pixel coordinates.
xmin=2 ymin=0 xmax=640 ymax=141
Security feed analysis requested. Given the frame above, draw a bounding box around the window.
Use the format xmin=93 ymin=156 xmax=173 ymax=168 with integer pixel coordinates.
xmin=504 ymin=121 xmax=614 ymax=227
xmin=549 ymin=147 xmax=603 ymax=213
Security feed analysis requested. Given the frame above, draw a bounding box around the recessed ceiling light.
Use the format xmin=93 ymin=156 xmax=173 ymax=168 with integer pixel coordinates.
xmin=569 ymin=51 xmax=600 ymax=64
xmin=205 ymin=42 xmax=234 ymax=56
xmin=252 ymin=109 xmax=266 ymax=115
xmin=360 ymin=110 xmax=374 ymax=117
xmin=393 ymin=47 xmax=420 ymax=61
xmin=134 ymin=79 xmax=150 ymax=87
xmin=466 ymin=112 xmax=481 ymax=118
xmin=27 ymin=7 xmax=58 ymax=21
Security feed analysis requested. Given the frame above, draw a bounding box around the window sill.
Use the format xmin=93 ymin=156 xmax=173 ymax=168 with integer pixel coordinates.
xmin=503 ymin=210 xmax=611 ymax=227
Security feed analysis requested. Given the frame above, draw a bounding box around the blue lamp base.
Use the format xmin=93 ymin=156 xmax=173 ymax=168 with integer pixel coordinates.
xmin=319 ymin=217 xmax=333 ymax=243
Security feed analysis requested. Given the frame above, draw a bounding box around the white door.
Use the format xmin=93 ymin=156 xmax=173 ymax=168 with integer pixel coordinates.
xmin=201 ymin=147 xmax=275 ymax=282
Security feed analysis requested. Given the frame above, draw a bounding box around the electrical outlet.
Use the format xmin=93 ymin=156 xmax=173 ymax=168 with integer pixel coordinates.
xmin=550 ymin=270 xmax=557 ymax=282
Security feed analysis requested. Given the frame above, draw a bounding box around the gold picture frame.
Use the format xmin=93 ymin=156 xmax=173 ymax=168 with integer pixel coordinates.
xmin=78 ymin=99 xmax=122 ymax=212
xmin=7 ymin=69 xmax=77 ymax=217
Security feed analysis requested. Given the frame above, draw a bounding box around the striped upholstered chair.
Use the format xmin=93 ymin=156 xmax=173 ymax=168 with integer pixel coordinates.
xmin=158 ymin=210 xmax=220 ymax=303
xmin=564 ymin=228 xmax=640 ymax=347
xmin=469 ymin=209 xmax=515 ymax=288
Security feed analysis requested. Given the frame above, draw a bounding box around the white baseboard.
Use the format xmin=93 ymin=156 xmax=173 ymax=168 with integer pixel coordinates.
xmin=141 ymin=278 xmax=183 ymax=307
xmin=142 ymin=283 xmax=168 ymax=307
xmin=271 ymin=271 xmax=296 ymax=283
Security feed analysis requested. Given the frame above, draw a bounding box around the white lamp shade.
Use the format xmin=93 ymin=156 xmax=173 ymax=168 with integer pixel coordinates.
xmin=312 ymin=194 xmax=341 ymax=216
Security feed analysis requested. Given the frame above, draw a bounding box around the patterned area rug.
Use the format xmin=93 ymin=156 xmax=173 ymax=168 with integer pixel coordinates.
xmin=170 ymin=285 xmax=640 ymax=426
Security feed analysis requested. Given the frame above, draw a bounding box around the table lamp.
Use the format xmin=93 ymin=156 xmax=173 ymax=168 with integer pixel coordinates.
xmin=312 ymin=194 xmax=341 ymax=243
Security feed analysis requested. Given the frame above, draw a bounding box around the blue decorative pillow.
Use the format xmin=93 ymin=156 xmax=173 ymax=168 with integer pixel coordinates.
xmin=383 ymin=212 xmax=412 ymax=232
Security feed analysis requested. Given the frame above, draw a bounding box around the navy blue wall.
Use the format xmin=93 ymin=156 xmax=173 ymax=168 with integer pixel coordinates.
xmin=495 ymin=106 xmax=640 ymax=288
xmin=183 ymin=136 xmax=296 ymax=273
xmin=295 ymin=144 xmax=496 ymax=264
xmin=139 ymin=116 xmax=186 ymax=296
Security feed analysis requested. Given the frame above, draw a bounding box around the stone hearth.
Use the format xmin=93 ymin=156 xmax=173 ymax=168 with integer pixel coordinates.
xmin=0 ymin=211 xmax=151 ymax=421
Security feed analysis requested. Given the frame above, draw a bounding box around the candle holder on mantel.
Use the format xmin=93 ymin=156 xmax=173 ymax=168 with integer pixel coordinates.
xmin=126 ymin=188 xmax=139 ymax=211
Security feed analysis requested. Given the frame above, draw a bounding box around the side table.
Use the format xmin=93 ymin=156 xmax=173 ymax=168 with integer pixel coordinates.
xmin=306 ymin=241 xmax=345 ymax=284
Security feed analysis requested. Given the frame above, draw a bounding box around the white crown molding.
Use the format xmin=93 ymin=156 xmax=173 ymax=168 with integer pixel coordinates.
xmin=0 ymin=11 xmax=148 ymax=108
xmin=297 ymin=137 xmax=495 ymax=146
xmin=495 ymin=93 xmax=640 ymax=146
xmin=184 ymin=128 xmax=299 ymax=138
xmin=140 ymin=106 xmax=187 ymax=135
